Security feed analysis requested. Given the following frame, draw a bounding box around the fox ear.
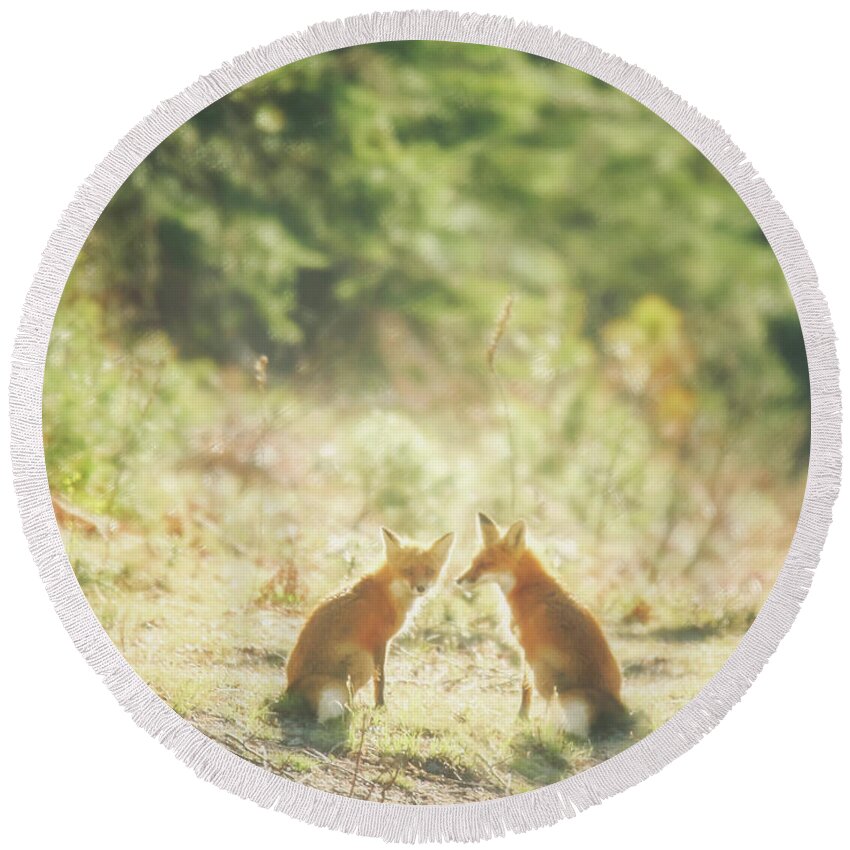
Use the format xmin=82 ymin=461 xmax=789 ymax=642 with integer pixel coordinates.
xmin=478 ymin=512 xmax=501 ymax=546
xmin=381 ymin=527 xmax=403 ymax=557
xmin=429 ymin=532 xmax=455 ymax=567
xmin=503 ymin=519 xmax=527 ymax=554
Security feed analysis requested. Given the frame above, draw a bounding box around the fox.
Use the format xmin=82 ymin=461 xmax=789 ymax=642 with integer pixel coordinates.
xmin=456 ymin=513 xmax=626 ymax=738
xmin=285 ymin=527 xmax=454 ymax=722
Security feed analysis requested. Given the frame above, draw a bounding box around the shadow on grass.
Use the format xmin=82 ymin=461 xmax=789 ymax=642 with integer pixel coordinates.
xmin=649 ymin=610 xmax=755 ymax=643
xmin=266 ymin=692 xmax=353 ymax=755
xmin=508 ymin=707 xmax=652 ymax=786
xmin=377 ymin=729 xmax=482 ymax=785
xmin=508 ymin=723 xmax=585 ymax=786
xmin=238 ymin=646 xmax=288 ymax=667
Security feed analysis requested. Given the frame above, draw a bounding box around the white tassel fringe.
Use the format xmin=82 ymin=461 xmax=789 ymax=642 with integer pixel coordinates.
xmin=8 ymin=9 xmax=841 ymax=842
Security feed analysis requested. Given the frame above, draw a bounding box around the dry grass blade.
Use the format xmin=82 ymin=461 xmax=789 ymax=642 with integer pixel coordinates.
xmin=486 ymin=294 xmax=514 ymax=372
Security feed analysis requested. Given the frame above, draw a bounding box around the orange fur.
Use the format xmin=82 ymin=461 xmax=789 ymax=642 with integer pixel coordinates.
xmin=457 ymin=514 xmax=625 ymax=735
xmin=286 ymin=528 xmax=453 ymax=721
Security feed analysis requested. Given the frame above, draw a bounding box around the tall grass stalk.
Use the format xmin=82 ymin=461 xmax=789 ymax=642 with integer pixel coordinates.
xmin=487 ymin=295 xmax=517 ymax=515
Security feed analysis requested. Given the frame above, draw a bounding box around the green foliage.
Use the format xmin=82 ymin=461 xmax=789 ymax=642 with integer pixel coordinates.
xmin=42 ymin=46 xmax=811 ymax=802
xmin=65 ymin=43 xmax=806 ymax=430
xmin=45 ymin=36 xmax=812 ymax=582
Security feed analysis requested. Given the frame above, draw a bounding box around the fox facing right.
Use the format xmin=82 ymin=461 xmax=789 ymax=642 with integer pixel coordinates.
xmin=457 ymin=513 xmax=626 ymax=738
xmin=286 ymin=527 xmax=454 ymax=723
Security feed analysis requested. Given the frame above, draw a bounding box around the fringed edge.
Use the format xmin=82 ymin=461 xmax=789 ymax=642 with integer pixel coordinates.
xmin=8 ymin=9 xmax=841 ymax=843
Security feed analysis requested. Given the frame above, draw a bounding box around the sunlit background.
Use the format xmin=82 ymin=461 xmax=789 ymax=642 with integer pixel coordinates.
xmin=44 ymin=42 xmax=809 ymax=803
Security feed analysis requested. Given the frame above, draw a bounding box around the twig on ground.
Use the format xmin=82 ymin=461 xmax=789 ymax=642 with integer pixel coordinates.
xmin=222 ymin=732 xmax=270 ymax=770
xmin=348 ymin=710 xmax=371 ymax=797
xmin=379 ymin=762 xmax=406 ymax=803
xmin=474 ymin=753 xmax=511 ymax=793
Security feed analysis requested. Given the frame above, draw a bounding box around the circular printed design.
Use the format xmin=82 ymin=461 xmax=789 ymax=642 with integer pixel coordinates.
xmin=42 ymin=40 xmax=810 ymax=806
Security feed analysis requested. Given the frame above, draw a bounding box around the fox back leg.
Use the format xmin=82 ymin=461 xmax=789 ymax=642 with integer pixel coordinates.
xmin=519 ymin=661 xmax=532 ymax=719
xmin=373 ymin=642 xmax=388 ymax=708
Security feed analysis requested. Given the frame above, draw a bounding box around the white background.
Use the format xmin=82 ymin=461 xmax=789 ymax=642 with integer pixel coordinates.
xmin=1 ymin=2 xmax=847 ymax=847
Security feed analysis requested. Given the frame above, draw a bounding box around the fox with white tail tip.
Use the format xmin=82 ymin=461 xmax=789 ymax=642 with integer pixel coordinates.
xmin=286 ymin=527 xmax=454 ymax=722
xmin=457 ymin=513 xmax=627 ymax=737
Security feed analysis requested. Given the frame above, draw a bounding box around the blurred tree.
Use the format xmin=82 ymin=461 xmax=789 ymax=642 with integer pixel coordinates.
xmin=53 ymin=41 xmax=809 ymax=554
xmin=71 ymin=43 xmax=804 ymax=389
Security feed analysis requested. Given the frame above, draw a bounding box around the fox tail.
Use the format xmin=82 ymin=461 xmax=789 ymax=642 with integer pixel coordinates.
xmin=288 ymin=675 xmax=349 ymax=723
xmin=555 ymin=689 xmax=629 ymax=738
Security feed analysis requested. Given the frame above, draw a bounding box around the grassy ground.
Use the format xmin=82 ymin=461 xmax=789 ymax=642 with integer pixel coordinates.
xmin=47 ymin=334 xmax=798 ymax=804
xmin=61 ymin=515 xmax=748 ymax=804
